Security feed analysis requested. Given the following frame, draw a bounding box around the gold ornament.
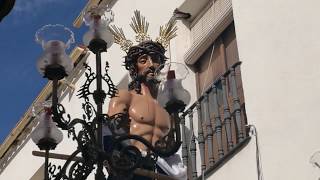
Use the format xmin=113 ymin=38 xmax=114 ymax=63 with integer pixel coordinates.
xmin=156 ymin=19 xmax=177 ymax=48
xmin=109 ymin=10 xmax=177 ymax=52
xmin=109 ymin=25 xmax=133 ymax=52
xmin=130 ymin=10 xmax=150 ymax=43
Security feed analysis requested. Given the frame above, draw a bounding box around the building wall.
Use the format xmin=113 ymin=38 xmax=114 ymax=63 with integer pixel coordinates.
xmin=0 ymin=0 xmax=198 ymax=179
xmin=208 ymin=0 xmax=320 ymax=180
xmin=0 ymin=135 xmax=45 ymax=179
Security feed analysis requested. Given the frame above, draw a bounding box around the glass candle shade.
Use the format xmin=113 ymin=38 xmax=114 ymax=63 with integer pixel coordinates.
xmin=158 ymin=77 xmax=191 ymax=113
xmin=35 ymin=24 xmax=75 ymax=80
xmin=83 ymin=5 xmax=114 ymax=48
xmin=31 ymin=108 xmax=63 ymax=150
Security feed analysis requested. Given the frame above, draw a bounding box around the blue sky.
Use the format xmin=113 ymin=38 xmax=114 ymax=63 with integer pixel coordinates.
xmin=0 ymin=0 xmax=88 ymax=143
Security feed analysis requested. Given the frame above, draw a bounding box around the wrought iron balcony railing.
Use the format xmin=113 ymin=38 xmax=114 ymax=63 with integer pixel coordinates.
xmin=180 ymin=61 xmax=251 ymax=179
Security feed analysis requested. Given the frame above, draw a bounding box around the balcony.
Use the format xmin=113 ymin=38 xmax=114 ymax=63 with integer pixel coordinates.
xmin=180 ymin=62 xmax=251 ymax=179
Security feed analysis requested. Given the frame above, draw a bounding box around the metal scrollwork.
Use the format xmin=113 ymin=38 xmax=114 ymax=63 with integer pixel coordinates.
xmin=49 ymin=114 xmax=100 ymax=180
xmin=68 ymin=119 xmax=97 ymax=151
xmin=82 ymin=101 xmax=96 ymax=121
xmin=110 ymin=145 xmax=142 ymax=171
xmin=103 ymin=61 xmax=117 ymax=98
xmin=68 ymin=160 xmax=94 ymax=180
xmin=77 ymin=63 xmax=96 ymax=102
xmin=53 ymin=150 xmax=82 ymax=180
xmin=52 ymin=103 xmax=71 ymax=130
xmin=48 ymin=163 xmax=67 ymax=180
xmin=78 ymin=62 xmax=117 ymax=102
xmin=154 ymin=129 xmax=180 ymax=157
xmin=50 ymin=119 xmax=97 ymax=179
xmin=104 ymin=113 xmax=130 ymax=136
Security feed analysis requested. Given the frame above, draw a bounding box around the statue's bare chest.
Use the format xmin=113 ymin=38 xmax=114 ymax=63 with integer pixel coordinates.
xmin=129 ymin=94 xmax=170 ymax=128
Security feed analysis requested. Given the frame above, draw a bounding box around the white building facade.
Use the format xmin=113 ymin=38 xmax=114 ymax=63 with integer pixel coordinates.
xmin=1 ymin=0 xmax=320 ymax=179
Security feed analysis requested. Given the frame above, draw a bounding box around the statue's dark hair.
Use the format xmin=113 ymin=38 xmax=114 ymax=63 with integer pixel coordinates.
xmin=124 ymin=41 xmax=167 ymax=93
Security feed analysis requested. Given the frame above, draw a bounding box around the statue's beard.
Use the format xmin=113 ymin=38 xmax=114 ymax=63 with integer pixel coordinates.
xmin=129 ymin=67 xmax=160 ymax=97
xmin=137 ymin=67 xmax=160 ymax=87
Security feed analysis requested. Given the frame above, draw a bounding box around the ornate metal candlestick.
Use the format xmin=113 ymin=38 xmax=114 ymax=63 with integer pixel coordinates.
xmin=32 ymin=6 xmax=188 ymax=180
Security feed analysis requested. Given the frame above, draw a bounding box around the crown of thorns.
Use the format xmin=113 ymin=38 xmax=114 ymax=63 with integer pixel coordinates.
xmin=109 ymin=10 xmax=177 ymax=53
xmin=123 ymin=40 xmax=167 ymax=70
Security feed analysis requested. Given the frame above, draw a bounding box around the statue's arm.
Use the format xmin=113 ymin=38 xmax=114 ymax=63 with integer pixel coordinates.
xmin=106 ymin=90 xmax=131 ymax=144
xmin=108 ymin=89 xmax=131 ymax=116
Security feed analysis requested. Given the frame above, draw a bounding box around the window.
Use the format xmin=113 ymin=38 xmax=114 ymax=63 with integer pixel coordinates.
xmin=181 ymin=22 xmax=249 ymax=179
